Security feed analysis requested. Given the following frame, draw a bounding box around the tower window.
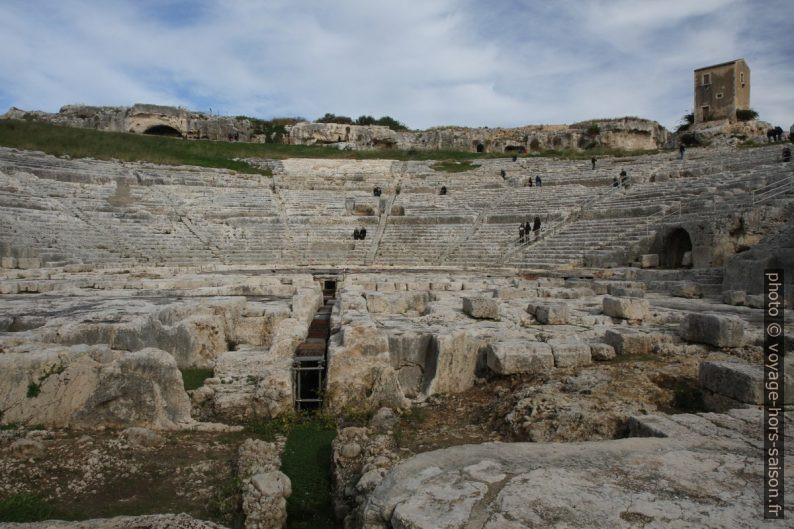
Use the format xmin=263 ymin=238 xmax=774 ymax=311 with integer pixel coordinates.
xmin=702 ymin=73 xmax=711 ymax=85
xmin=716 ymin=92 xmax=724 ymax=99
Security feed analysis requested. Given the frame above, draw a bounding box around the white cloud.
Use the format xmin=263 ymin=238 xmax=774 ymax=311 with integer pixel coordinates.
xmin=0 ymin=0 xmax=792 ymax=130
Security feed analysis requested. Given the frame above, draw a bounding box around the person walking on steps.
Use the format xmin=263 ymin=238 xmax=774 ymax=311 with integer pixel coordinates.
xmin=535 ymin=175 xmax=542 ymax=188
xmin=679 ymin=144 xmax=686 ymax=160
xmin=591 ymin=157 xmax=596 ymax=170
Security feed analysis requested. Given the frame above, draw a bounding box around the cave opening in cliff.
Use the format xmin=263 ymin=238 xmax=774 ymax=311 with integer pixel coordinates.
xmin=143 ymin=125 xmax=183 ymax=138
xmin=662 ymin=227 xmax=693 ymax=268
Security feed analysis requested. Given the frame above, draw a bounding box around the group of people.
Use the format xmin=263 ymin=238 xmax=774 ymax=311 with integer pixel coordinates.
xmin=518 ymin=216 xmax=542 ymax=243
xmin=372 ymin=186 xmax=382 ymax=197
xmin=613 ymin=169 xmax=629 ymax=189
xmin=352 ymin=227 xmax=367 ymax=240
xmin=524 ymin=175 xmax=542 ymax=187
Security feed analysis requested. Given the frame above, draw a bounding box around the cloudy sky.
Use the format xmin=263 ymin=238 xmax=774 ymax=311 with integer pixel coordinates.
xmin=1 ymin=0 xmax=792 ymax=130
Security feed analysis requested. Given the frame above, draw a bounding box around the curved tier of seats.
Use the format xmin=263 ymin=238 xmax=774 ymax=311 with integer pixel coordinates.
xmin=0 ymin=145 xmax=791 ymax=270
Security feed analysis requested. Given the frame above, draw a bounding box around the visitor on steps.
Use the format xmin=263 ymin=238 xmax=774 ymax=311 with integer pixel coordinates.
xmin=500 ymin=169 xmax=506 ymax=179
xmin=373 ymin=186 xmax=382 ymax=197
xmin=679 ymin=144 xmax=686 ymax=160
xmin=360 ymin=228 xmax=367 ymax=239
xmin=533 ymin=216 xmax=541 ymax=233
xmin=619 ymin=170 xmax=628 ymax=189
xmin=440 ymin=185 xmax=447 ymax=195
xmin=613 ymin=177 xmax=620 ymax=188
xmin=525 ymin=220 xmax=532 ymax=236
xmin=519 ymin=224 xmax=525 ymax=243
xmin=527 ymin=177 xmax=533 ymax=187
xmin=535 ymin=175 xmax=542 ymax=187
xmin=591 ymin=157 xmax=597 ymax=170
xmin=353 ymin=228 xmax=360 ymax=240
xmin=783 ymin=147 xmax=792 ymax=162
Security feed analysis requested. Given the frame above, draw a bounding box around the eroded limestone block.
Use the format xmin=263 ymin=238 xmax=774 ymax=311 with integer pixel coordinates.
xmin=486 ymin=340 xmax=554 ymax=375
xmin=722 ymin=290 xmax=747 ymax=306
xmin=640 ymin=254 xmax=659 ymax=268
xmin=697 ymin=361 xmax=787 ymax=407
xmin=535 ymin=304 xmax=569 ymax=325
xmin=604 ymin=329 xmax=655 ymax=355
xmin=746 ymin=294 xmax=764 ymax=309
xmin=243 ymin=471 xmax=291 ymax=529
xmin=1 ymin=256 xmax=17 ymax=268
xmin=17 ymin=257 xmax=41 ymax=269
xmin=607 ymin=286 xmax=645 ymax=298
xmin=548 ymin=339 xmax=591 ymax=368
xmin=672 ymin=282 xmax=702 ymax=299
xmin=679 ymin=313 xmax=744 ymax=348
xmin=602 ymin=296 xmax=650 ymax=321
xmin=462 ymin=296 xmax=499 ymax=320
xmin=0 ymin=345 xmax=193 ymax=429
xmin=589 ymin=343 xmax=616 ymax=361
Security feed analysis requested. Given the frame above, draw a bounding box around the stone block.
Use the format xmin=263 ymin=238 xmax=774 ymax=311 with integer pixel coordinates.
xmin=604 ymin=329 xmax=655 ymax=355
xmin=548 ymin=339 xmax=591 ymax=367
xmin=722 ymin=290 xmax=746 ymax=306
xmin=535 ymin=303 xmax=569 ymax=325
xmin=462 ymin=296 xmax=499 ymax=320
xmin=492 ymin=287 xmax=532 ymax=300
xmin=607 ymin=286 xmax=645 ymax=298
xmin=486 ymin=340 xmax=554 ymax=375
xmin=672 ymin=282 xmax=702 ymax=299
xmin=679 ymin=313 xmax=744 ymax=348
xmin=16 ymin=257 xmax=41 ymax=269
xmin=682 ymin=251 xmax=693 ymax=267
xmin=746 ymin=294 xmax=764 ymax=309
xmin=640 ymin=254 xmax=659 ymax=268
xmin=589 ymin=282 xmax=609 ymax=295
xmin=699 ymin=361 xmax=763 ymax=405
xmin=602 ymin=296 xmax=650 ymax=320
xmin=1 ymin=256 xmax=17 ymax=269
xmin=590 ymin=343 xmax=616 ymax=361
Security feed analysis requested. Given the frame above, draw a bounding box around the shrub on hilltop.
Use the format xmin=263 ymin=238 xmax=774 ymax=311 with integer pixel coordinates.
xmin=735 ymin=109 xmax=758 ymax=122
xmin=315 ymin=113 xmax=409 ymax=131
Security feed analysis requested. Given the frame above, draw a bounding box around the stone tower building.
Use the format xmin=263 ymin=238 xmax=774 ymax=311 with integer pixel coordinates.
xmin=693 ymin=59 xmax=750 ymax=123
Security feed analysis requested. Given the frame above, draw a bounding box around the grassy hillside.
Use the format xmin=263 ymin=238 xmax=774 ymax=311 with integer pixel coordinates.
xmin=0 ymin=119 xmax=656 ymax=175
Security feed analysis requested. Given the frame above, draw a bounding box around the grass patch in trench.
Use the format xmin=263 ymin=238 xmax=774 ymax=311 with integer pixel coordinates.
xmin=280 ymin=416 xmax=337 ymax=529
xmin=0 ymin=494 xmax=54 ymax=523
xmin=180 ymin=368 xmax=214 ymax=391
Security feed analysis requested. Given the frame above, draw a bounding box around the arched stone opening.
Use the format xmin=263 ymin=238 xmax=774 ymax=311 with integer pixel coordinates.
xmin=662 ymin=227 xmax=693 ymax=268
xmin=143 ymin=125 xmax=183 ymax=138
xmin=476 ymin=143 xmax=485 ymax=153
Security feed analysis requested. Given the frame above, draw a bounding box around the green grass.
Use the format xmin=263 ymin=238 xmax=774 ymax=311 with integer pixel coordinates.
xmin=243 ymin=412 xmax=301 ymax=441
xmin=26 ymin=382 xmax=41 ymax=398
xmin=180 ymin=368 xmax=214 ymax=391
xmin=431 ymin=160 xmax=479 ymax=173
xmin=280 ymin=417 xmax=337 ymax=529
xmin=672 ymin=380 xmax=706 ymax=412
xmin=0 ymin=494 xmax=54 ymax=522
